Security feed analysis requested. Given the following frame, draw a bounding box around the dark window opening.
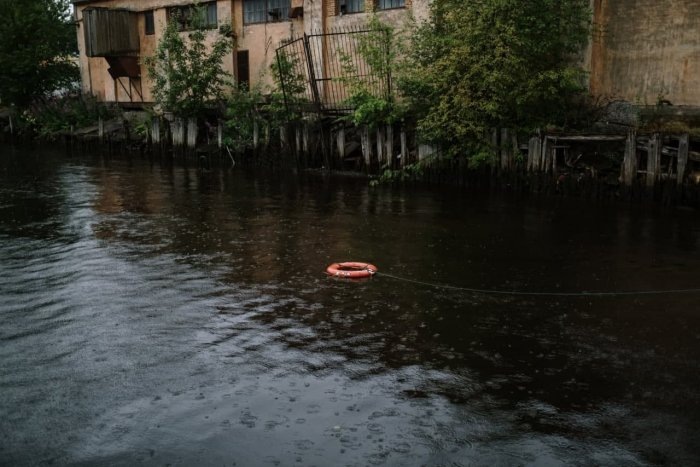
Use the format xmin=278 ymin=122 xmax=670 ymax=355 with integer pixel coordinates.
xmin=167 ymin=2 xmax=217 ymax=31
xmin=339 ymin=0 xmax=364 ymax=14
xmin=378 ymin=0 xmax=405 ymax=10
xmin=237 ymin=50 xmax=250 ymax=90
xmin=243 ymin=0 xmax=291 ymax=25
xmin=145 ymin=10 xmax=155 ymax=35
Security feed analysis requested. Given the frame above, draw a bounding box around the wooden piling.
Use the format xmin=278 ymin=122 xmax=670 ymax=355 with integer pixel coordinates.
xmin=376 ymin=127 xmax=385 ymax=166
xmin=540 ymin=137 xmax=549 ymax=173
xmin=172 ymin=118 xmax=185 ymax=150
xmin=620 ymin=130 xmax=637 ymax=186
xmin=279 ymin=125 xmax=287 ymax=149
xmin=400 ymin=127 xmax=407 ymax=168
xmin=295 ymin=124 xmax=302 ymax=157
xmin=385 ymin=124 xmax=394 ymax=169
xmin=98 ymin=117 xmax=105 ymax=143
xmin=677 ymin=134 xmax=689 ymax=186
xmin=647 ymin=133 xmax=661 ymax=188
xmin=186 ymin=118 xmax=197 ymax=152
xmin=527 ymin=136 xmax=539 ymax=172
xmin=360 ymin=126 xmax=371 ymax=169
xmin=151 ymin=117 xmax=161 ymax=147
xmin=336 ymin=128 xmax=346 ymax=161
xmin=253 ymin=121 xmax=259 ymax=148
xmin=302 ymin=123 xmax=309 ymax=157
xmin=500 ymin=128 xmax=511 ymax=170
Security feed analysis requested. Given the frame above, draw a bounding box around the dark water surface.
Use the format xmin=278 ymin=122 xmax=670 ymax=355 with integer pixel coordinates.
xmin=1 ymin=145 xmax=699 ymax=466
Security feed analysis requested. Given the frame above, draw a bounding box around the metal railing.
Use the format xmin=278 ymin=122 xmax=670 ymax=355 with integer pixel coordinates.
xmin=275 ymin=27 xmax=392 ymax=115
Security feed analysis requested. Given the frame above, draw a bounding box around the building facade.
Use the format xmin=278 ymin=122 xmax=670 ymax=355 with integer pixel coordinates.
xmin=72 ymin=0 xmax=700 ymax=108
xmin=72 ymin=0 xmax=427 ymax=105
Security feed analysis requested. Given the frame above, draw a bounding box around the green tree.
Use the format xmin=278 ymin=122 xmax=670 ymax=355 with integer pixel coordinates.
xmin=0 ymin=0 xmax=78 ymax=108
xmin=144 ymin=5 xmax=234 ymax=118
xmin=401 ymin=0 xmax=591 ymax=157
xmin=338 ymin=15 xmax=405 ymax=128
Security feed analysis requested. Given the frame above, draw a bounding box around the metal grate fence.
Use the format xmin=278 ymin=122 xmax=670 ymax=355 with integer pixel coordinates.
xmin=275 ymin=27 xmax=392 ymax=115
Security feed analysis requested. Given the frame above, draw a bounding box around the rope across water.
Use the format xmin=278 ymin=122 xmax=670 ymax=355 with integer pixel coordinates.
xmin=377 ymin=272 xmax=700 ymax=297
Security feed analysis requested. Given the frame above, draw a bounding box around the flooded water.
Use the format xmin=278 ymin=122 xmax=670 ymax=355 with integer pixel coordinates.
xmin=1 ymin=145 xmax=699 ymax=466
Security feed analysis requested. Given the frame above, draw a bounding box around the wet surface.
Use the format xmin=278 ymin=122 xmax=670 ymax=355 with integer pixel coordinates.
xmin=1 ymin=145 xmax=699 ymax=466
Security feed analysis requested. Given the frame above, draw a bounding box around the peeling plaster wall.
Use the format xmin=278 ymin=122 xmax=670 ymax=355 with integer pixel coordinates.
xmin=589 ymin=0 xmax=700 ymax=106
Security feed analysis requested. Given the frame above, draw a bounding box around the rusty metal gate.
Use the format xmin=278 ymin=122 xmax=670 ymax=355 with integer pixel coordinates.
xmin=275 ymin=27 xmax=392 ymax=115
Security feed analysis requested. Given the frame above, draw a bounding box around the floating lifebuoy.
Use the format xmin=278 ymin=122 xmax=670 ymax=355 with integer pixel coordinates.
xmin=326 ymin=262 xmax=378 ymax=279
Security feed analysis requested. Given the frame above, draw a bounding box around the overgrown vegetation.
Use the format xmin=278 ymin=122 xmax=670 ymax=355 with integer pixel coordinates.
xmin=223 ymin=50 xmax=307 ymax=151
xmin=400 ymin=0 xmax=591 ymax=158
xmin=338 ymin=16 xmax=406 ymax=128
xmin=145 ymin=4 xmax=234 ymax=119
xmin=17 ymin=95 xmax=117 ymax=139
xmin=0 ymin=0 xmax=78 ymax=108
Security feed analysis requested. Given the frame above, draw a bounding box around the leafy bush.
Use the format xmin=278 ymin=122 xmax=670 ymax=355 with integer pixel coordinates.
xmin=17 ymin=94 xmax=117 ymax=138
xmin=144 ymin=4 xmax=234 ymax=119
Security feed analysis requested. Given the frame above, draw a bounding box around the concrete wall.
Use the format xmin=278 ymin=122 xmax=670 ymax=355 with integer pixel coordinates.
xmin=589 ymin=0 xmax=700 ymax=106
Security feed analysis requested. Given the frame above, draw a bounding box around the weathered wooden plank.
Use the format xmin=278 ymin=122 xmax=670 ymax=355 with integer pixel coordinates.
xmin=171 ymin=118 xmax=185 ymax=147
xmin=336 ymin=128 xmax=346 ymax=160
xmin=677 ymin=134 xmax=689 ymax=185
xmin=360 ymin=126 xmax=371 ymax=168
xmin=376 ymin=127 xmax=385 ymax=165
xmin=151 ymin=117 xmax=161 ymax=145
xmin=646 ymin=133 xmax=661 ymax=188
xmin=186 ymin=118 xmax=197 ymax=149
xmin=500 ymin=128 xmax=510 ymax=170
xmin=527 ymin=136 xmax=541 ymax=172
xmin=621 ymin=130 xmax=637 ymax=186
xmin=541 ymin=137 xmax=549 ymax=173
xmin=385 ymin=124 xmax=394 ymax=168
xmin=400 ymin=127 xmax=408 ymax=168
xmin=547 ymin=135 xmax=626 ymax=142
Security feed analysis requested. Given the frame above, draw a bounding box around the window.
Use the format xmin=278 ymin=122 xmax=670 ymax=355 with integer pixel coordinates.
xmin=339 ymin=0 xmax=364 ymax=14
xmin=168 ymin=2 xmax=218 ymax=31
xmin=243 ymin=0 xmax=290 ymax=25
xmin=378 ymin=0 xmax=405 ymax=9
xmin=144 ymin=10 xmax=155 ymax=35
xmin=237 ymin=51 xmax=250 ymax=89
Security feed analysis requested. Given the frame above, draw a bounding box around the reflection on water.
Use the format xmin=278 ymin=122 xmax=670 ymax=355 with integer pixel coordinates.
xmin=1 ymin=146 xmax=699 ymax=466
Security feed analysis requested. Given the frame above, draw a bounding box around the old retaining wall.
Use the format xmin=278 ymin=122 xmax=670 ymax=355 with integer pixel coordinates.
xmin=589 ymin=0 xmax=700 ymax=106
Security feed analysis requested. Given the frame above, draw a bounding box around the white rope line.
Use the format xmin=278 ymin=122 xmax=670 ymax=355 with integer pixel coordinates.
xmin=377 ymin=272 xmax=700 ymax=297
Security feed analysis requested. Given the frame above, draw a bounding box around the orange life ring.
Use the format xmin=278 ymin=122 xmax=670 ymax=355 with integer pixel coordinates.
xmin=326 ymin=262 xmax=378 ymax=279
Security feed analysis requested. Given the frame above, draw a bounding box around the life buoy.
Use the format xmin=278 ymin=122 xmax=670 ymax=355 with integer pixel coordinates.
xmin=326 ymin=262 xmax=378 ymax=279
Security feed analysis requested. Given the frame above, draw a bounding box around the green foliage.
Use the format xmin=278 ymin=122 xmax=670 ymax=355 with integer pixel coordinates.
xmin=224 ymin=85 xmax=261 ymax=150
xmin=223 ymin=51 xmax=308 ymax=152
xmin=144 ymin=4 xmax=234 ymax=119
xmin=270 ymin=49 xmax=308 ymax=120
xmin=401 ymin=0 xmax=591 ymax=158
xmin=18 ymin=94 xmax=117 ymax=139
xmin=0 ymin=0 xmax=79 ymax=108
xmin=338 ymin=16 xmax=404 ymax=128
xmin=370 ymin=162 xmax=426 ymax=186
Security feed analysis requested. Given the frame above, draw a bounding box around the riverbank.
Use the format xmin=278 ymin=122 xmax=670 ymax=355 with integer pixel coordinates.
xmin=3 ymin=105 xmax=700 ymax=208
